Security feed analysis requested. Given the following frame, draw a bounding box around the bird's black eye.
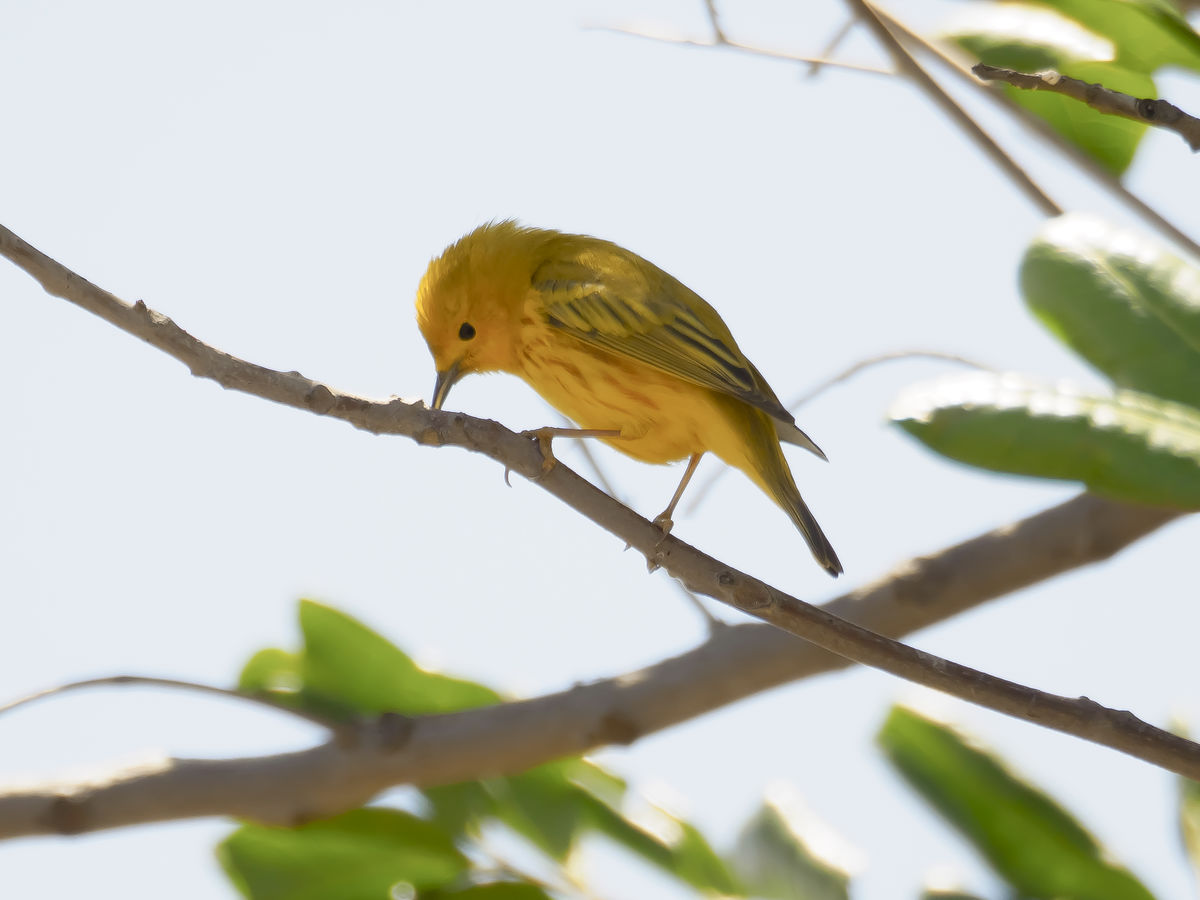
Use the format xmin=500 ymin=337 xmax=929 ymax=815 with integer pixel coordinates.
xmin=458 ymin=322 xmax=476 ymax=341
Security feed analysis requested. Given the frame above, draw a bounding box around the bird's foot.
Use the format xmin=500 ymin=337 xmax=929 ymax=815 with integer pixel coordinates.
xmin=518 ymin=426 xmax=622 ymax=476
xmin=519 ymin=427 xmax=561 ymax=475
xmin=644 ymin=511 xmax=677 ymax=573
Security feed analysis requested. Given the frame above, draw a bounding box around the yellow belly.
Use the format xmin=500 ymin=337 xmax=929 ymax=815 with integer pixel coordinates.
xmin=514 ymin=329 xmax=776 ymax=478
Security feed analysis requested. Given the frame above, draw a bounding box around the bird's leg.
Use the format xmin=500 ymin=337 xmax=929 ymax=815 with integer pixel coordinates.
xmin=519 ymin=426 xmax=622 ymax=474
xmin=652 ymin=453 xmax=703 ymax=535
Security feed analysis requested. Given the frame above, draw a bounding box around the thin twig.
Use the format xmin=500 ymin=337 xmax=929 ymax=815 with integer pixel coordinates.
xmin=685 ymin=350 xmax=989 ymax=515
xmin=787 ymin=350 xmax=991 ymax=409
xmin=842 ymin=0 xmax=1061 ymax=217
xmin=588 ymin=24 xmax=892 ymax=78
xmin=0 ymin=675 xmax=346 ymax=733
xmin=973 ymin=63 xmax=1200 ymax=152
xmin=806 ymin=16 xmax=858 ymax=79
xmin=702 ymin=0 xmax=727 ymax=44
xmin=0 ymin=224 xmax=1195 ymax=800
xmin=600 ymin=4 xmax=1060 ymax=217
xmin=874 ymin=7 xmax=1200 ymax=259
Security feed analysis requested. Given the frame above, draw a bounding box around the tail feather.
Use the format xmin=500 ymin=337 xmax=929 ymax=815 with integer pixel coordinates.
xmin=752 ymin=438 xmax=842 ymax=577
xmin=717 ymin=402 xmax=842 ymax=576
xmin=778 ymin=483 xmax=843 ymax=577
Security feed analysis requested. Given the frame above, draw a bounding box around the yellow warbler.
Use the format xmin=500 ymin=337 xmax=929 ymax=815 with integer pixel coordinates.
xmin=415 ymin=222 xmax=842 ymax=576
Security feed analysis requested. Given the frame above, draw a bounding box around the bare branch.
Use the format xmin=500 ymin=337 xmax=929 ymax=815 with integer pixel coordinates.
xmin=806 ymin=16 xmax=858 ymax=79
xmin=0 ymin=492 xmax=1180 ymax=839
xmin=789 ymin=350 xmax=991 ymax=411
xmin=842 ymin=0 xmax=1061 ymax=217
xmin=1 ymin=221 xmax=1196 ymax=821
xmin=701 ymin=0 xmax=727 ymax=44
xmin=588 ymin=24 xmax=892 ymax=77
xmin=874 ymin=8 xmax=1200 ymax=260
xmin=0 ymin=676 xmax=344 ymax=733
xmin=568 ymin=420 xmax=723 ymax=629
xmin=973 ymin=63 xmax=1200 ymax=152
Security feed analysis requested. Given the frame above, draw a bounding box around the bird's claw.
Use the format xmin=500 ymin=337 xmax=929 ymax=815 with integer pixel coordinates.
xmin=644 ymin=514 xmax=676 ymax=573
xmin=519 ymin=428 xmax=559 ymax=475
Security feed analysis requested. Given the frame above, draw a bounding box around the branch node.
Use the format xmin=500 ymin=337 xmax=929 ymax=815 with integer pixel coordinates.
xmin=742 ymin=584 xmax=774 ymax=610
xmin=374 ymin=712 xmax=416 ymax=751
xmin=305 ymin=384 xmax=336 ymax=415
xmin=47 ymin=793 xmax=91 ymax=835
xmin=592 ymin=709 xmax=641 ymax=745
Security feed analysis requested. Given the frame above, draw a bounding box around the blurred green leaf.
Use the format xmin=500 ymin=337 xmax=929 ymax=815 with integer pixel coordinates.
xmin=424 ymin=759 xmax=627 ymax=863
xmin=893 ymin=372 xmax=1200 ymax=507
xmin=919 ymin=891 xmax=987 ymax=900
xmin=1023 ymin=0 xmax=1200 ymax=72
xmin=238 ymin=600 xmax=500 ymax=719
xmin=218 ymin=808 xmax=467 ymax=900
xmin=299 ymin=600 xmax=500 ymax=715
xmin=879 ymin=707 xmax=1155 ymax=899
xmin=238 ymin=648 xmax=304 ymax=708
xmin=1179 ymin=771 xmax=1200 ymax=888
xmin=484 ymin=762 xmax=593 ymax=860
xmin=1023 ymin=215 xmax=1200 ymax=403
xmin=425 ymin=884 xmax=553 ymax=900
xmin=424 ymin=780 xmax=497 ymax=839
xmin=429 ymin=755 xmax=742 ymax=893
xmin=233 ymin=605 xmax=742 ymax=896
xmin=576 ymin=781 xmax=742 ymax=895
xmin=944 ymin=5 xmax=1152 ymax=173
xmin=731 ymin=795 xmax=852 ymax=900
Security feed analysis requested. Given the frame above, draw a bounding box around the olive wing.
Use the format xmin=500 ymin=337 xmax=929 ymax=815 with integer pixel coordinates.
xmin=532 ymin=257 xmax=797 ymax=423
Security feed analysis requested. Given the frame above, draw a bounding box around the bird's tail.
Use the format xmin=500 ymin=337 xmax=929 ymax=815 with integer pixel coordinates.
xmin=757 ymin=448 xmax=843 ymax=577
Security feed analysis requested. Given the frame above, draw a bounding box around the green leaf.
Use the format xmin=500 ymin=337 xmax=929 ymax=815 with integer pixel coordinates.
xmin=237 ymin=601 xmax=500 ymax=720
xmin=238 ymin=648 xmax=305 ymax=706
xmin=878 ymin=707 xmax=1155 ymax=900
xmin=892 ymin=372 xmax=1200 ymax=507
xmin=575 ymin=779 xmax=743 ymax=895
xmin=731 ymin=794 xmax=852 ymax=900
xmin=218 ymin=808 xmax=467 ymax=900
xmin=424 ymin=759 xmax=619 ymax=862
xmin=944 ymin=6 xmax=1152 ymax=174
xmin=484 ymin=762 xmax=593 ymax=860
xmin=1023 ymin=0 xmax=1200 ymax=73
xmin=299 ymin=600 xmax=500 ymax=715
xmin=1022 ymin=215 xmax=1200 ymax=404
xmin=423 ymin=780 xmax=497 ymax=838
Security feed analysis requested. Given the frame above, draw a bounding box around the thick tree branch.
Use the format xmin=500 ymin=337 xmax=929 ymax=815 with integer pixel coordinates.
xmin=0 ymin=493 xmax=1179 ymax=838
xmin=0 ymin=223 xmax=1193 ymax=840
xmin=973 ymin=63 xmax=1200 ymax=152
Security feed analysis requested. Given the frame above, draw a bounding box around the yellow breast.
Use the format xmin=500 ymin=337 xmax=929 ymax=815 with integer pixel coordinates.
xmin=515 ymin=326 xmax=716 ymax=465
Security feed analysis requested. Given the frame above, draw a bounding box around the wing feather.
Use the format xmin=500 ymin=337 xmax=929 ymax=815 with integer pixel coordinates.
xmin=531 ymin=252 xmax=825 ymax=459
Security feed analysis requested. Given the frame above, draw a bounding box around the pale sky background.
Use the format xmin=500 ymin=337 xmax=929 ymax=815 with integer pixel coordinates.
xmin=2 ymin=1 xmax=1199 ymax=898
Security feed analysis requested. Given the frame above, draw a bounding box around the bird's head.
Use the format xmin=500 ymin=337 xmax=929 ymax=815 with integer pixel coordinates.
xmin=415 ymin=222 xmax=538 ymax=409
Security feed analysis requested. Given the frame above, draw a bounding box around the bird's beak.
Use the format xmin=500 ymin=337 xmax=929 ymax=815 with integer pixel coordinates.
xmin=431 ymin=360 xmax=463 ymax=410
